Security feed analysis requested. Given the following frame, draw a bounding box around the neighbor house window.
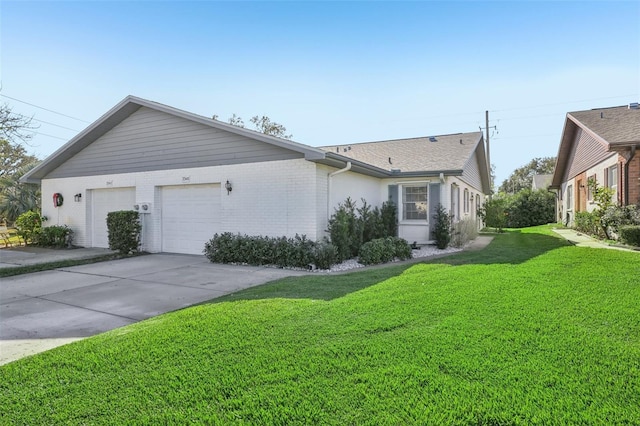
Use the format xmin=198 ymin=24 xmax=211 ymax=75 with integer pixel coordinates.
xmin=567 ymin=184 xmax=573 ymax=211
xmin=402 ymin=186 xmax=428 ymax=220
xmin=606 ymin=165 xmax=618 ymax=200
xmin=587 ymin=174 xmax=596 ymax=202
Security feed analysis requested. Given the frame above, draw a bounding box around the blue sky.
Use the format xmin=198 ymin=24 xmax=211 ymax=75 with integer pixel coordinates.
xmin=1 ymin=1 xmax=638 ymax=186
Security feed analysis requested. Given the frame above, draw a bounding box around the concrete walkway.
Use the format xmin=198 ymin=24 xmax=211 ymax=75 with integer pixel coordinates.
xmin=0 ymin=246 xmax=116 ymax=268
xmin=552 ymin=228 xmax=638 ymax=252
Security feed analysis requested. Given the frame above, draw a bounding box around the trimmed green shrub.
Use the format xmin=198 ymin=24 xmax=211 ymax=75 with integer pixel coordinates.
xmin=328 ymin=198 xmax=399 ymax=262
xmin=312 ymin=241 xmax=338 ymax=270
xmin=204 ymin=233 xmax=337 ymax=269
xmin=478 ymin=197 xmax=507 ymax=232
xmin=35 ymin=225 xmax=73 ymax=248
xmin=106 ymin=210 xmax=141 ymax=254
xmin=358 ymin=237 xmax=411 ymax=266
xmin=433 ymin=203 xmax=452 ymax=249
xmin=15 ymin=210 xmax=43 ymax=244
xmin=619 ymin=225 xmax=640 ymax=247
xmin=602 ymin=205 xmax=640 ymax=237
xmin=505 ymin=189 xmax=555 ymax=228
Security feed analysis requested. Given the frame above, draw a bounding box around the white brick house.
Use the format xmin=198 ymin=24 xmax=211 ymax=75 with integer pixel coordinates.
xmin=23 ymin=96 xmax=491 ymax=254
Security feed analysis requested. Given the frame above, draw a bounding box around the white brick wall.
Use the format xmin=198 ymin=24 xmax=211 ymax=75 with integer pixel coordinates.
xmin=41 ymin=159 xmax=320 ymax=252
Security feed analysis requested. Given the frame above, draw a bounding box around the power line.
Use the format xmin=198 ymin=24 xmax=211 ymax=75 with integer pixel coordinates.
xmin=0 ymin=94 xmax=91 ymax=123
xmin=22 ymin=115 xmax=80 ymax=132
xmin=490 ymin=94 xmax=636 ymax=113
xmin=32 ymin=131 xmax=69 ymax=141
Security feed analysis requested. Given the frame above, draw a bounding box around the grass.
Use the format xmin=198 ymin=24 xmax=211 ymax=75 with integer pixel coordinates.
xmin=0 ymin=254 xmax=125 ymax=278
xmin=1 ymin=225 xmax=639 ymax=424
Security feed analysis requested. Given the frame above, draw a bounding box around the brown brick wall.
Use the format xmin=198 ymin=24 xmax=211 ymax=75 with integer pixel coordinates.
xmin=629 ymin=155 xmax=640 ymax=205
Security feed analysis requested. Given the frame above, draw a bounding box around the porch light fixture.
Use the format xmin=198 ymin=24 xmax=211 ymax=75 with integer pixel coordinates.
xmin=225 ymin=180 xmax=233 ymax=195
xmin=74 ymin=193 xmax=82 ymax=202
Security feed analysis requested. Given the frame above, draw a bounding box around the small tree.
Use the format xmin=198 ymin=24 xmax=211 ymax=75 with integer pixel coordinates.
xmin=15 ymin=210 xmax=43 ymax=244
xmin=586 ymin=178 xmax=615 ymax=237
xmin=433 ymin=203 xmax=452 ymax=249
xmin=479 ymin=197 xmax=507 ymax=232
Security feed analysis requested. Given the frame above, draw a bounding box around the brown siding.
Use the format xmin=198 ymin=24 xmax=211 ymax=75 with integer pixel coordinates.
xmin=564 ymin=128 xmax=613 ymax=181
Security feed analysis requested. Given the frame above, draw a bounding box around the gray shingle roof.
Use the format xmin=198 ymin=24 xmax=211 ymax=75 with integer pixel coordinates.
xmin=319 ymin=131 xmax=483 ymax=173
xmin=568 ymin=105 xmax=640 ymax=146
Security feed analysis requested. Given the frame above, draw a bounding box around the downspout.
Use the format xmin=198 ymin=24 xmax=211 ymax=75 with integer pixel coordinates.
xmin=327 ymin=162 xmax=352 ymax=219
xmin=624 ymin=145 xmax=638 ymax=205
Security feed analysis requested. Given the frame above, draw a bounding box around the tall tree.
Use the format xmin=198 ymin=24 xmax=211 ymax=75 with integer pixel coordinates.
xmin=212 ymin=114 xmax=292 ymax=139
xmin=1 ymin=140 xmax=39 ymax=177
xmin=0 ymin=163 xmax=40 ymax=224
xmin=1 ymin=102 xmax=35 ymax=146
xmin=499 ymin=157 xmax=556 ymax=194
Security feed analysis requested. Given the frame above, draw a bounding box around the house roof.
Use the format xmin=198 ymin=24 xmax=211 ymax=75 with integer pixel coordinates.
xmin=22 ymin=96 xmax=489 ymax=192
xmin=551 ymin=104 xmax=640 ymax=188
xmin=22 ymin=96 xmax=326 ymax=183
xmin=319 ymin=132 xmax=484 ymax=174
xmin=532 ymin=174 xmax=553 ymax=190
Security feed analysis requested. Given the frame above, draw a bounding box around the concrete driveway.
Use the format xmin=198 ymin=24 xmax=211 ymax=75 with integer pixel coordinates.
xmin=0 ymin=253 xmax=308 ymax=364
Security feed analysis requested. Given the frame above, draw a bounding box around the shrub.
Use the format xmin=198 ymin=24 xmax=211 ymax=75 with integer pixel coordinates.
xmin=328 ymin=198 xmax=360 ymax=261
xmin=451 ymin=218 xmax=478 ymax=248
xmin=204 ymin=233 xmax=337 ymax=269
xmin=327 ymin=198 xmax=398 ymax=262
xmin=619 ymin=225 xmax=640 ymax=247
xmin=106 ymin=210 xmax=141 ymax=254
xmin=574 ymin=211 xmax=603 ymax=237
xmin=35 ymin=225 xmax=73 ymax=248
xmin=358 ymin=237 xmax=412 ymax=266
xmin=433 ymin=203 xmax=452 ymax=249
xmin=602 ymin=205 xmax=640 ymax=238
xmin=478 ymin=197 xmax=507 ymax=232
xmin=505 ymin=189 xmax=556 ymax=228
xmin=15 ymin=211 xmax=43 ymax=244
xmin=312 ymin=241 xmax=338 ymax=270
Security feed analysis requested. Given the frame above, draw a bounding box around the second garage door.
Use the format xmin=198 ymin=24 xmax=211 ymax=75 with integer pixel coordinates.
xmin=161 ymin=184 xmax=221 ymax=255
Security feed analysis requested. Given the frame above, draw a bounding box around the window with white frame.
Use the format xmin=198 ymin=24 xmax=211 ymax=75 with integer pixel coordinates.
xmin=463 ymin=188 xmax=470 ymax=213
xmin=451 ymin=184 xmax=460 ymax=220
xmin=606 ymin=165 xmax=618 ymax=200
xmin=567 ymin=184 xmax=573 ymax=211
xmin=402 ymin=185 xmax=428 ymax=220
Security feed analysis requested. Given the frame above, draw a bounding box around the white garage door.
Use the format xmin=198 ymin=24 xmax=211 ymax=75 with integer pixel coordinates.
xmin=91 ymin=187 xmax=136 ymax=248
xmin=161 ymin=184 xmax=221 ymax=255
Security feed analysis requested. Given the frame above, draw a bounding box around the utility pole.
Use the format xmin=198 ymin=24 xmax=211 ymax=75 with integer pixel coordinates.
xmin=480 ymin=110 xmax=497 ymax=197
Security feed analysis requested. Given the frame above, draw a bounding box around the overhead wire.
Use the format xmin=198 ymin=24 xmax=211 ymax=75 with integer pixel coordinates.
xmin=0 ymin=94 xmax=91 ymax=123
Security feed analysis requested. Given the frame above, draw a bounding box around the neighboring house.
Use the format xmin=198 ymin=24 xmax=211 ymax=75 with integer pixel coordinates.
xmin=22 ymin=96 xmax=490 ymax=255
xmin=551 ymin=103 xmax=640 ymax=225
xmin=532 ymin=174 xmax=553 ymax=190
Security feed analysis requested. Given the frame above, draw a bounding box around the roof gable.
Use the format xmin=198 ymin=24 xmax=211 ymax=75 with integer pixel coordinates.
xmin=22 ymin=96 xmax=325 ymax=183
xmin=551 ymin=105 xmax=639 ymax=188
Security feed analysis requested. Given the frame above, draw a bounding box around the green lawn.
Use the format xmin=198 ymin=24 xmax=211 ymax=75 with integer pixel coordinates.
xmin=2 ymin=226 xmax=639 ymax=424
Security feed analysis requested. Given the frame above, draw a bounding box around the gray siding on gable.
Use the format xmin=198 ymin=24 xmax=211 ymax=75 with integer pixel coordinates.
xmin=564 ymin=128 xmax=613 ymax=182
xmin=461 ymin=151 xmax=483 ymax=191
xmin=45 ymin=107 xmax=304 ymax=179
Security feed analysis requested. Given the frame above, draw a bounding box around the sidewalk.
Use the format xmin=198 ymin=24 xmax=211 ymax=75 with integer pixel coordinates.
xmin=0 ymin=246 xmax=116 ymax=268
xmin=552 ymin=228 xmax=637 ymax=252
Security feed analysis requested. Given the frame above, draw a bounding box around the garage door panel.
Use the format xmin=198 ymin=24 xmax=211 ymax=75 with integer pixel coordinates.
xmin=92 ymin=188 xmax=136 ymax=248
xmin=161 ymin=184 xmax=221 ymax=255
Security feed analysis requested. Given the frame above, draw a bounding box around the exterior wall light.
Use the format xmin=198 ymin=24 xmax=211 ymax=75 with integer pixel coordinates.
xmin=225 ymin=180 xmax=233 ymax=195
xmin=74 ymin=193 xmax=82 ymax=202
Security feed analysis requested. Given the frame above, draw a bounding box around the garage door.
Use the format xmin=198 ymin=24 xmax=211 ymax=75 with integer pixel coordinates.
xmin=91 ymin=187 xmax=136 ymax=248
xmin=161 ymin=184 xmax=221 ymax=255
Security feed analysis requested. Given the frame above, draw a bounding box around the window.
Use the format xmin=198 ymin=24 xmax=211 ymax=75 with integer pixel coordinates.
xmin=587 ymin=174 xmax=596 ymax=202
xmin=402 ymin=186 xmax=428 ymax=220
xmin=607 ymin=165 xmax=618 ymax=200
xmin=567 ymin=184 xmax=573 ymax=211
xmin=463 ymin=189 xmax=470 ymax=214
xmin=451 ymin=184 xmax=460 ymax=220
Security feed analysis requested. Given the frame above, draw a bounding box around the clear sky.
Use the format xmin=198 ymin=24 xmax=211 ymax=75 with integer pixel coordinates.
xmin=1 ymin=1 xmax=638 ymax=186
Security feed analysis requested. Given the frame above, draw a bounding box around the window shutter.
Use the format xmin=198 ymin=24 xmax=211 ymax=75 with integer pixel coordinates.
xmin=429 ymin=183 xmax=440 ymax=240
xmin=388 ymin=184 xmax=398 ymax=206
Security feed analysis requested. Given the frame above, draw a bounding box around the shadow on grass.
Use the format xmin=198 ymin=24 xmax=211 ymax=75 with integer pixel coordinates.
xmin=429 ymin=229 xmax=571 ymax=267
xmin=209 ymin=229 xmax=571 ymax=303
